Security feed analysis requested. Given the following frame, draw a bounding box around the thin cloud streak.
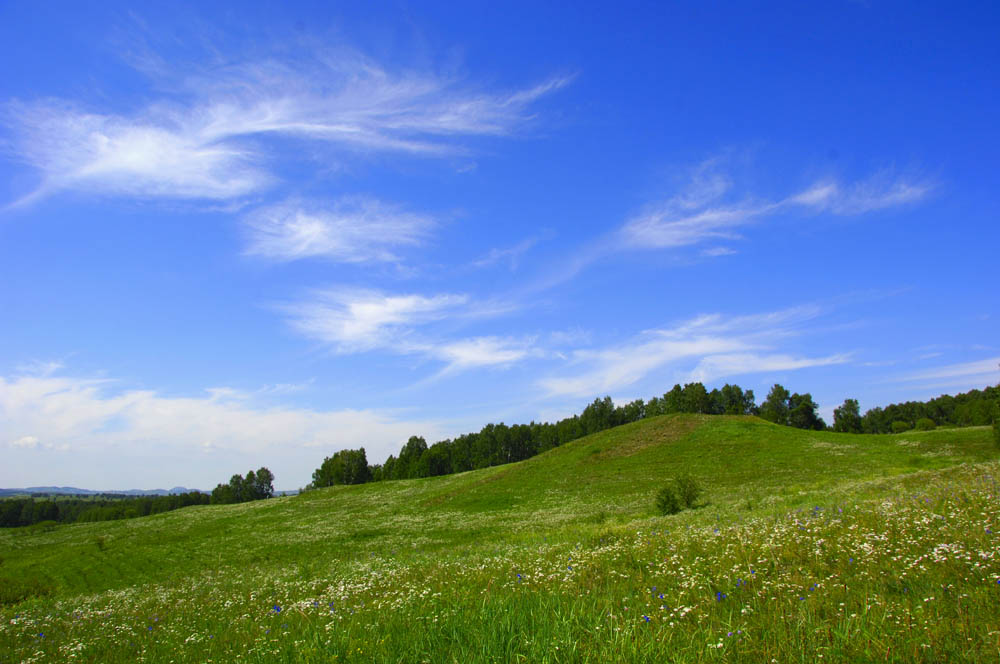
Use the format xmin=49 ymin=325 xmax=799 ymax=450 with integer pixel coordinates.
xmin=619 ymin=162 xmax=931 ymax=250
xmin=893 ymin=356 xmax=1000 ymax=383
xmin=244 ymin=196 xmax=434 ymax=263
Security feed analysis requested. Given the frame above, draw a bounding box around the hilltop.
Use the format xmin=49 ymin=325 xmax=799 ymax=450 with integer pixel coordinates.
xmin=2 ymin=415 xmax=998 ymax=662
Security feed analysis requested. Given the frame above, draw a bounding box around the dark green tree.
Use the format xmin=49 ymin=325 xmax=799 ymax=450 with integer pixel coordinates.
xmin=759 ymin=384 xmax=791 ymax=425
xmin=833 ymin=398 xmax=862 ymax=433
xmin=788 ymin=393 xmax=826 ymax=430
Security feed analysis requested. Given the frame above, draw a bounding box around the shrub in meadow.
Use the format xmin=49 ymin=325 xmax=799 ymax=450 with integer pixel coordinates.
xmin=674 ymin=474 xmax=703 ymax=508
xmin=890 ymin=420 xmax=911 ymax=433
xmin=993 ymin=401 xmax=1000 ymax=449
xmin=655 ymin=485 xmax=681 ymax=515
xmin=915 ymin=417 xmax=936 ymax=431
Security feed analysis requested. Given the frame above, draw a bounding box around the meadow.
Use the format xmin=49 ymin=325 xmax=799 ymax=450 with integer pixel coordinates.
xmin=1 ymin=415 xmax=998 ymax=662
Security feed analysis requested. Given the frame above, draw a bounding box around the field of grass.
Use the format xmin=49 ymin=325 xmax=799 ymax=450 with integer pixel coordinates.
xmin=2 ymin=415 xmax=998 ymax=662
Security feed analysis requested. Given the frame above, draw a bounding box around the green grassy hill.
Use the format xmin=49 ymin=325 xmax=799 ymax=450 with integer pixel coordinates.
xmin=2 ymin=415 xmax=999 ymax=662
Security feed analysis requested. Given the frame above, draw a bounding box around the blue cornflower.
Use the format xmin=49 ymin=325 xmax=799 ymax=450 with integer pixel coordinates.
xmin=148 ymin=626 xmax=153 ymax=631
xmin=658 ymin=593 xmax=664 ymax=599
xmin=567 ymin=565 xmax=573 ymax=571
xmin=39 ymin=632 xmax=44 ymax=638
xmin=516 ymin=573 xmax=522 ymax=582
xmin=643 ymin=615 xmax=650 ymax=623
xmin=273 ymin=605 xmax=281 ymax=613
xmin=715 ymin=591 xmax=726 ymax=601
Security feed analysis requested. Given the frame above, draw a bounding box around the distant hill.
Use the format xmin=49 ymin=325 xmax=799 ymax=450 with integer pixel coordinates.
xmin=0 ymin=486 xmax=204 ymax=496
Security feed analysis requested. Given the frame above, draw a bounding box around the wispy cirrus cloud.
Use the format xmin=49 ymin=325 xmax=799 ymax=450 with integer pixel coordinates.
xmin=619 ymin=160 xmax=932 ymax=251
xmin=281 ymin=287 xmax=538 ymax=374
xmin=471 ymin=235 xmax=545 ymax=271
xmin=244 ymin=196 xmax=435 ymax=263
xmin=538 ymin=305 xmax=850 ymax=398
xmin=3 ymin=46 xmax=570 ymax=205
xmin=281 ymin=288 xmax=467 ymax=354
xmin=891 ymin=356 xmax=1000 ymax=389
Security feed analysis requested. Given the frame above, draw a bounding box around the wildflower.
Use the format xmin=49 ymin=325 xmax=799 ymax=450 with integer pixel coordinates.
xmin=643 ymin=615 xmax=650 ymax=623
xmin=273 ymin=605 xmax=282 ymax=613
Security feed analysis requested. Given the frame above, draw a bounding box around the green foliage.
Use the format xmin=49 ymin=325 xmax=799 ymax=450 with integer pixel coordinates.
xmin=861 ymin=384 xmax=1000 ymax=433
xmin=0 ymin=575 xmax=52 ymax=606
xmin=210 ymin=467 xmax=274 ymax=504
xmin=914 ymin=417 xmax=936 ymax=431
xmin=655 ymin=485 xmax=681 ymax=515
xmin=993 ymin=401 xmax=1000 ymax=449
xmin=673 ymin=474 xmax=703 ymax=508
xmin=312 ymin=449 xmax=370 ymax=487
xmin=833 ymin=398 xmax=862 ymax=433
xmin=891 ymin=420 xmax=911 ymax=433
xmin=0 ymin=492 xmax=210 ymax=528
xmin=759 ymin=384 xmax=791 ymax=424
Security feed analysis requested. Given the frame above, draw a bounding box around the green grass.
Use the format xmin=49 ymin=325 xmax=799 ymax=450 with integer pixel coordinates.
xmin=1 ymin=415 xmax=998 ymax=662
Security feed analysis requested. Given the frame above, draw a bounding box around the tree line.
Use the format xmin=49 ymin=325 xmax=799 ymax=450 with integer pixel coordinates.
xmin=209 ymin=467 xmax=275 ymax=504
xmin=833 ymin=385 xmax=1000 ymax=434
xmin=0 ymin=491 xmax=209 ymax=528
xmin=308 ymin=381 xmax=1000 ymax=490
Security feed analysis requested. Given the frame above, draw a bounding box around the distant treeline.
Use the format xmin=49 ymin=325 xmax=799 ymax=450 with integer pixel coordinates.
xmin=308 ymin=382 xmax=1000 ymax=490
xmin=0 ymin=491 xmax=209 ymax=528
xmin=852 ymin=385 xmax=1000 ymax=433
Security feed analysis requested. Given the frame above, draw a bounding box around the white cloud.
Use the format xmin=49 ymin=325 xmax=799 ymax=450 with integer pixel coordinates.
xmin=244 ymin=196 xmax=434 ymax=263
xmin=282 ymin=288 xmax=467 ymax=353
xmin=619 ymin=160 xmax=931 ymax=251
xmin=538 ymin=306 xmax=848 ymax=398
xmin=701 ymin=246 xmax=738 ymax=257
xmin=0 ymin=372 xmax=444 ymax=488
xmin=3 ymin=48 xmax=570 ymax=203
xmin=282 ymin=288 xmax=541 ymax=376
xmin=430 ymin=337 xmax=536 ymax=373
xmin=687 ymin=352 xmax=850 ymax=384
xmin=11 ymin=435 xmax=39 ymax=449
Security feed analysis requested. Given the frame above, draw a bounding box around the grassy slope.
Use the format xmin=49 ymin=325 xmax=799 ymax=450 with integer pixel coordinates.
xmin=2 ymin=415 xmax=998 ymax=662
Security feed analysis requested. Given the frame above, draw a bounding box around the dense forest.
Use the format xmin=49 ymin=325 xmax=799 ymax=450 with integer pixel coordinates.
xmin=0 ymin=491 xmax=209 ymax=528
xmin=308 ymin=382 xmax=1000 ymax=490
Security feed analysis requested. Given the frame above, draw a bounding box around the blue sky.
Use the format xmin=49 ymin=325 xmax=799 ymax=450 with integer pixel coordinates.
xmin=2 ymin=1 xmax=997 ymax=490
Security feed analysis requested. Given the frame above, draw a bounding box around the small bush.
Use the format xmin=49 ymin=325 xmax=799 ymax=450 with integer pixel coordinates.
xmin=674 ymin=474 xmax=703 ymax=508
xmin=656 ymin=486 xmax=682 ymax=515
xmin=992 ymin=401 xmax=1000 ymax=450
xmin=0 ymin=576 xmax=53 ymax=606
xmin=915 ymin=418 xmax=936 ymax=431
xmin=891 ymin=420 xmax=911 ymax=434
